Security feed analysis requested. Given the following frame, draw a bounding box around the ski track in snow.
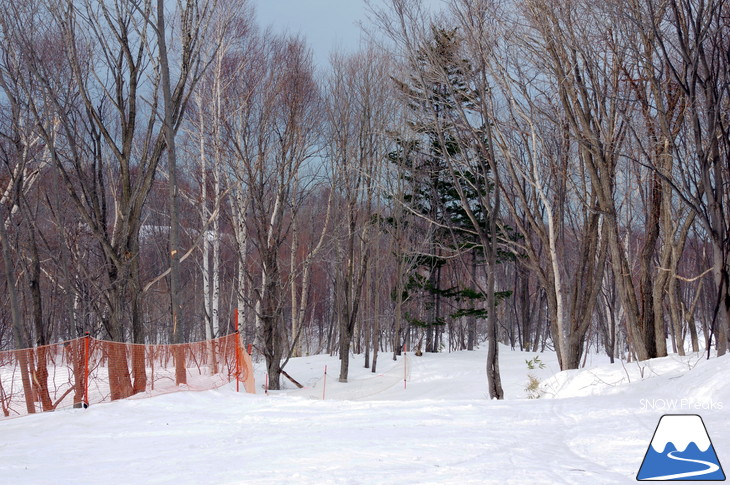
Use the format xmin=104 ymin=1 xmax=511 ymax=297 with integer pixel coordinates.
xmin=0 ymin=346 xmax=727 ymax=484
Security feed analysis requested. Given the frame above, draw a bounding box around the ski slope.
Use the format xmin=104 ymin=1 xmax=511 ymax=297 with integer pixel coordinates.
xmin=0 ymin=345 xmax=727 ymax=484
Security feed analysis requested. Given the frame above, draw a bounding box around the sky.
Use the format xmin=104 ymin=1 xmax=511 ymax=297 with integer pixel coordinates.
xmin=254 ymin=0 xmax=444 ymax=69
xmin=255 ymin=0 xmax=374 ymax=68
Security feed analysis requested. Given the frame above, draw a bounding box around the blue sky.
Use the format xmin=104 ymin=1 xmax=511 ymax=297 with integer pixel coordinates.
xmin=255 ymin=1 xmax=372 ymax=68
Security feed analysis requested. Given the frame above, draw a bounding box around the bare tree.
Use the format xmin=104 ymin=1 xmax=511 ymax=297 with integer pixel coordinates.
xmin=0 ymin=2 xmax=66 ymax=411
xmin=226 ymin=34 xmax=320 ymax=390
xmin=641 ymin=0 xmax=730 ymax=355
xmin=192 ymin=2 xmax=251 ymax=346
xmin=519 ymin=0 xmax=678 ymax=361
xmin=156 ymin=0 xmax=218 ymax=384
xmin=7 ymin=0 xmax=217 ymax=397
xmin=325 ymin=48 xmax=393 ymax=382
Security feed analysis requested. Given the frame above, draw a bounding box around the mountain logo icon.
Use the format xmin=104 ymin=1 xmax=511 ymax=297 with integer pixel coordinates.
xmin=637 ymin=414 xmax=726 ymax=481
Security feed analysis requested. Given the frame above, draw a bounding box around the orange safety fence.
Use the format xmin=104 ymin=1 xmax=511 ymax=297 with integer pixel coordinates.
xmin=0 ymin=332 xmax=255 ymax=419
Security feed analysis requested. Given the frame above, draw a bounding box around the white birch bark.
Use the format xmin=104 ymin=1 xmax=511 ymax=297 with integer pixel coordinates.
xmin=211 ymin=46 xmax=223 ymax=340
xmin=198 ymin=94 xmax=213 ymax=343
xmin=231 ymin=188 xmax=250 ymax=335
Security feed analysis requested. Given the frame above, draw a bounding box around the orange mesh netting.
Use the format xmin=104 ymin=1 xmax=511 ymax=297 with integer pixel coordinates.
xmin=0 ymin=333 xmax=255 ymax=419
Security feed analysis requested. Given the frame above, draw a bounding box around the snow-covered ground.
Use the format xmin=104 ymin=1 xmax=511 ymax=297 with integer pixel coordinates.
xmin=0 ymin=345 xmax=727 ymax=484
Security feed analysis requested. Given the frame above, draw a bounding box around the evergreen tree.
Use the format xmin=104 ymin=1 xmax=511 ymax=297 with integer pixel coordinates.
xmin=390 ymin=26 xmax=516 ymax=353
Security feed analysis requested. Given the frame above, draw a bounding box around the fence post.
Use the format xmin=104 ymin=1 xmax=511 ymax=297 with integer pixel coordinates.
xmin=235 ymin=331 xmax=241 ymax=393
xmin=84 ymin=332 xmax=90 ymax=408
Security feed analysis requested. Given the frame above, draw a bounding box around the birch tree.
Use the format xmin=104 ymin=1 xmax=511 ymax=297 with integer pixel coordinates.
xmin=192 ymin=1 xmax=252 ymax=352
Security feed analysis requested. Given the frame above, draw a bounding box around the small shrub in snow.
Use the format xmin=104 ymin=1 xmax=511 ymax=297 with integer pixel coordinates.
xmin=525 ymin=356 xmax=545 ymax=370
xmin=525 ymin=374 xmax=542 ymax=399
xmin=524 ymin=357 xmax=545 ymax=399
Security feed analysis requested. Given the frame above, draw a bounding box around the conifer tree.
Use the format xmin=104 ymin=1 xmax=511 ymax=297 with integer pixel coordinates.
xmin=391 ymin=26 xmax=515 ymax=358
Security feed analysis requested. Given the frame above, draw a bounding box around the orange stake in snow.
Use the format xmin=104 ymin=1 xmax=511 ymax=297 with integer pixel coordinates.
xmin=84 ymin=332 xmax=90 ymax=407
xmin=235 ymin=330 xmax=241 ymax=393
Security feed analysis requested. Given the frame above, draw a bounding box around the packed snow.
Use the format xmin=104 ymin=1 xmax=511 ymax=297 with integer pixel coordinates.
xmin=0 ymin=344 xmax=727 ymax=484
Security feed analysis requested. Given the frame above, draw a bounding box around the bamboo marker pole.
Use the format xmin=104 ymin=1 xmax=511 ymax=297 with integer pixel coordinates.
xmin=323 ymin=365 xmax=327 ymax=400
xmin=403 ymin=344 xmax=407 ymax=390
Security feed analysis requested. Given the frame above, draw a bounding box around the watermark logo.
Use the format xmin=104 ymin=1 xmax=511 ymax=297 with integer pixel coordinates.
xmin=637 ymin=414 xmax=725 ymax=481
xmin=640 ymin=398 xmax=724 ymax=411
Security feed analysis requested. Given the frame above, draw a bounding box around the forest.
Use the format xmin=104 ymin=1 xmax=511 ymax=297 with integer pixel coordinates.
xmin=0 ymin=0 xmax=728 ymax=399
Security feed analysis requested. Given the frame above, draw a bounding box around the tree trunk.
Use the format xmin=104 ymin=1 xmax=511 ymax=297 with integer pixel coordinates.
xmin=157 ymin=0 xmax=186 ymax=385
xmin=232 ymin=188 xmax=250 ymax=342
xmin=485 ymin=248 xmax=503 ymax=399
xmin=1 ymin=216 xmax=35 ymax=413
xmin=711 ymin=242 xmax=729 ymax=355
xmin=26 ymin=229 xmax=52 ymax=411
xmin=261 ymin=247 xmax=283 ymax=390
xmin=372 ymin=260 xmax=380 ymax=373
